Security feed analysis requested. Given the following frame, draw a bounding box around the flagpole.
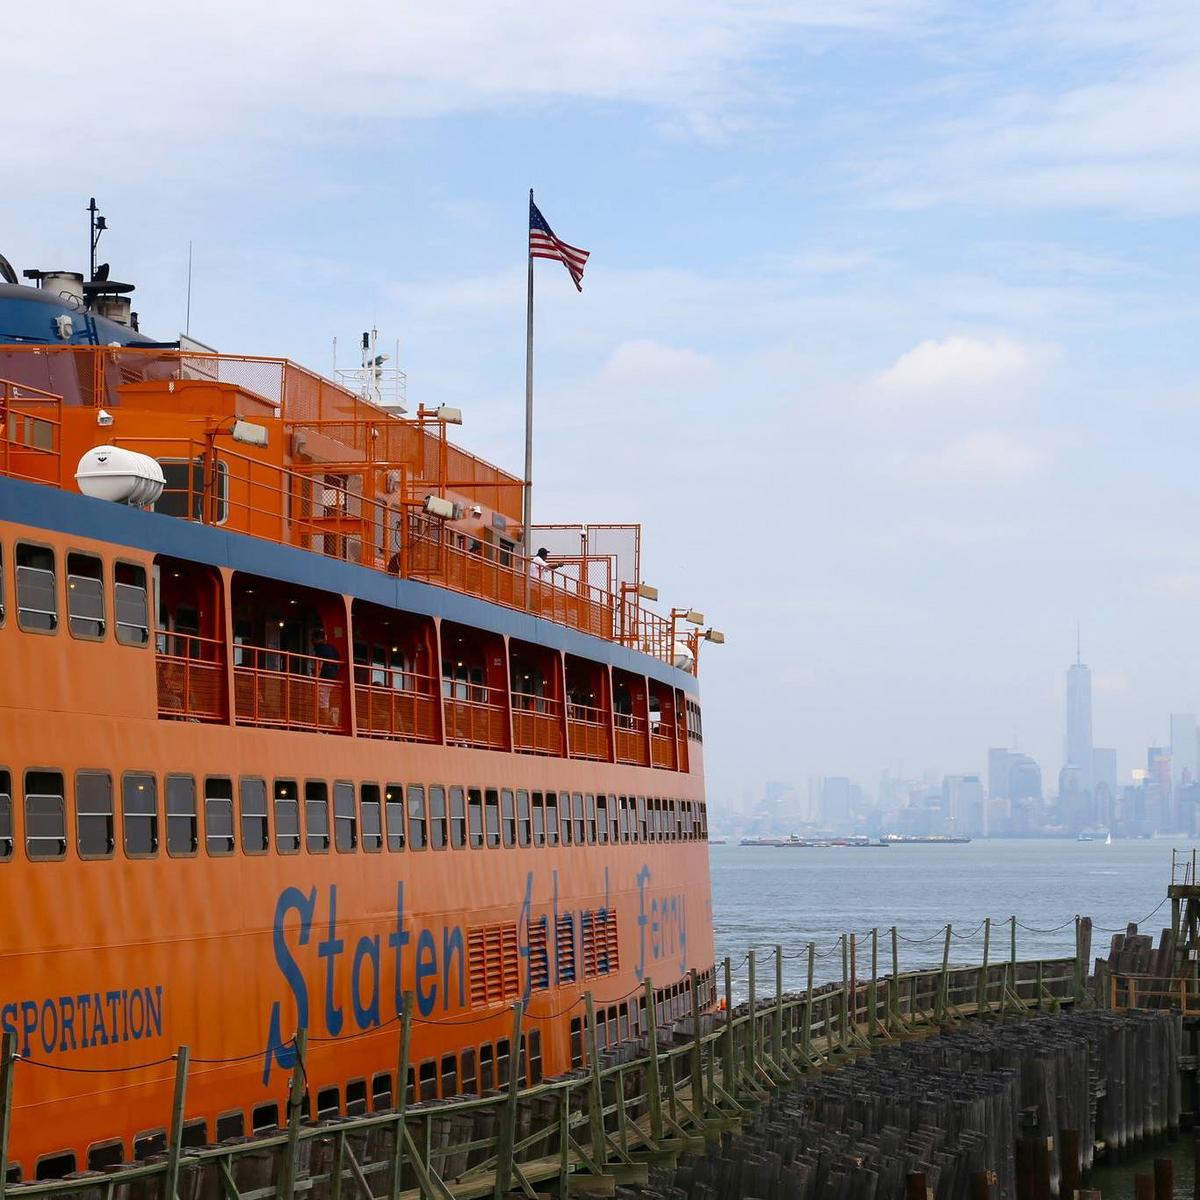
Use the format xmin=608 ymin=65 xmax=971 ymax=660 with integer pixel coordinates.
xmin=523 ymin=188 xmax=535 ymax=562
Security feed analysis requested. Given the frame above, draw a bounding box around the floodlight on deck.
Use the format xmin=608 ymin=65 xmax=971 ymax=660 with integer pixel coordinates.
xmin=231 ymin=419 xmax=269 ymax=447
xmin=636 ymin=582 xmax=658 ymax=602
xmin=423 ymin=494 xmax=456 ymax=519
xmin=435 ymin=405 xmax=463 ymax=425
xmin=703 ymin=628 xmax=725 ymax=644
xmin=684 ymin=609 xmax=704 ymax=625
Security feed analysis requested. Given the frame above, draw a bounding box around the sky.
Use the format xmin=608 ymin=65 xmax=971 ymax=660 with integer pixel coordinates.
xmin=5 ymin=1 xmax=1200 ymax=805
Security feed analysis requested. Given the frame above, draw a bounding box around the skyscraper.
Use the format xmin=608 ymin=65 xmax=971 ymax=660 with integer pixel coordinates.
xmin=987 ymin=748 xmax=1011 ymax=801
xmin=1066 ymin=646 xmax=1093 ymax=794
xmin=1170 ymin=713 xmax=1197 ymax=789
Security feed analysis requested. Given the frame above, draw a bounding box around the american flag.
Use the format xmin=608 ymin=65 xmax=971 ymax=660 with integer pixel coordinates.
xmin=529 ymin=196 xmax=589 ymax=291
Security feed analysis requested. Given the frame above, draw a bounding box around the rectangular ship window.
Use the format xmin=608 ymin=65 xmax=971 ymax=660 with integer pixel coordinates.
xmin=418 ymin=1061 xmax=437 ymax=1102
xmin=240 ymin=777 xmax=268 ymax=853
xmin=15 ymin=543 xmax=57 ymax=633
xmin=76 ymin=770 xmax=114 ymax=859
xmin=516 ymin=790 xmax=530 ymax=847
xmin=114 ymin=562 xmax=150 ymax=647
xmin=166 ymin=774 xmax=198 ymax=856
xmin=406 ymin=785 xmax=426 ymax=849
xmin=24 ymin=770 xmax=66 ymax=860
xmin=428 ymin=785 xmax=447 ymax=849
xmin=501 ymin=789 xmax=515 ymax=847
xmin=461 ymin=1048 xmax=477 ymax=1094
xmin=449 ymin=786 xmax=466 ymax=849
xmin=360 ymin=783 xmax=383 ymax=852
xmin=596 ymin=795 xmax=608 ymax=844
xmin=484 ymin=789 xmax=500 ymax=848
xmin=545 ymin=792 xmax=558 ymax=846
xmin=204 ymin=777 xmax=234 ymax=856
xmin=0 ymin=770 xmax=13 ymax=861
xmin=334 ymin=781 xmax=357 ymax=852
xmin=531 ymin=792 xmax=545 ymax=846
xmin=274 ymin=779 xmax=300 ymax=854
xmin=440 ymin=1054 xmax=457 ymax=1097
xmin=585 ymin=794 xmax=596 ymax=844
xmin=66 ymin=552 xmax=105 ymax=640
xmin=370 ymin=1073 xmax=392 ymax=1111
xmin=559 ymin=791 xmax=572 ymax=845
xmin=572 ymin=793 xmax=584 ymax=844
xmin=122 ymin=772 xmax=158 ymax=857
xmin=468 ymin=788 xmax=484 ymax=848
xmin=305 ymin=781 xmax=330 ymax=853
xmin=385 ymin=783 xmax=405 ymax=851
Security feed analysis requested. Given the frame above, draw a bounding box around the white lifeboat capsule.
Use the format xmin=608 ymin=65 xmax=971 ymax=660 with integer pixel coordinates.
xmin=75 ymin=445 xmax=165 ymax=507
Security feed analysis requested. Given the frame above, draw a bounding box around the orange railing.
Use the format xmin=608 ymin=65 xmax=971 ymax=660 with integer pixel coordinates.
xmin=1109 ymin=974 xmax=1200 ymax=1016
xmin=0 ymin=379 xmax=61 ymax=487
xmin=0 ymin=347 xmax=682 ymax=669
xmin=650 ymin=726 xmax=678 ymax=770
xmin=567 ymin=703 xmax=611 ymax=761
xmin=614 ymin=714 xmax=649 ymax=767
xmin=443 ymin=682 xmax=509 ymax=750
xmin=233 ymin=644 xmax=348 ymax=733
xmin=156 ymin=632 xmax=228 ymax=723
xmin=355 ymin=673 xmax=440 ymax=743
xmin=511 ymin=693 xmax=565 ymax=756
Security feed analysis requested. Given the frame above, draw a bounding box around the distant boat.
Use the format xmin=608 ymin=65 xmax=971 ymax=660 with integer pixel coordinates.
xmin=1105 ymin=832 xmax=1113 ymax=845
xmin=878 ymin=834 xmax=970 ymax=844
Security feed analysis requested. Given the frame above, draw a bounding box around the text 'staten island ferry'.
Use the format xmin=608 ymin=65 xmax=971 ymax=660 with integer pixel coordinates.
xmin=0 ymin=206 xmax=718 ymax=1179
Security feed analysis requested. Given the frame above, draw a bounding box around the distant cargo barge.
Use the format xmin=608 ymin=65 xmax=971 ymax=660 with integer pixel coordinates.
xmin=878 ymin=834 xmax=971 ymax=844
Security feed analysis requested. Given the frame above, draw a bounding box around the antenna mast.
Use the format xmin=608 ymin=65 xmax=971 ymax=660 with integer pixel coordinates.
xmin=88 ymin=197 xmax=107 ymax=282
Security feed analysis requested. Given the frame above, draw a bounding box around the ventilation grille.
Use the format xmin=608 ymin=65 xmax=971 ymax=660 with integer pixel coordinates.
xmin=467 ymin=922 xmax=520 ymax=1006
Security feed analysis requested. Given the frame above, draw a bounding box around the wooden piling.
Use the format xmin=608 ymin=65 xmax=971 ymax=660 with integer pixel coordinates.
xmin=747 ymin=950 xmax=758 ymax=1079
xmin=774 ymin=945 xmax=784 ymax=1064
xmin=868 ymin=927 xmax=879 ymax=1038
xmin=803 ymin=943 xmax=815 ymax=1059
xmin=689 ymin=968 xmax=704 ymax=1110
xmin=890 ymin=926 xmax=900 ymax=1031
xmin=1155 ymin=1157 xmax=1175 ymax=1200
xmin=388 ymin=991 xmax=413 ymax=1200
xmin=721 ymin=960 xmax=735 ymax=1095
xmin=584 ymin=992 xmax=607 ymax=1171
xmin=1137 ymin=1174 xmax=1157 ymax=1200
xmin=1059 ymin=1128 xmax=1080 ymax=1199
xmin=979 ymin=918 xmax=992 ymax=1016
xmin=647 ymin=975 xmax=665 ymax=1142
xmin=938 ymin=925 xmax=952 ymax=1020
xmin=279 ymin=1030 xmax=308 ymax=1200
xmin=906 ymin=1171 xmax=928 ymax=1200
xmin=971 ymin=1171 xmax=992 ymax=1200
xmin=493 ymin=1000 xmax=523 ymax=1200
xmin=162 ymin=1046 xmax=190 ymax=1200
xmin=0 ymin=1032 xmax=15 ymax=1200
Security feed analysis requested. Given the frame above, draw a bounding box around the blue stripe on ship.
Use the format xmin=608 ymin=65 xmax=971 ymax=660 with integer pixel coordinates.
xmin=0 ymin=476 xmax=698 ymax=695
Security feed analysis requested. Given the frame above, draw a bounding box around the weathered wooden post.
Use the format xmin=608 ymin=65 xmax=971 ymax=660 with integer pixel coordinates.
xmin=978 ymin=917 xmax=991 ymax=1015
xmin=689 ymin=968 xmax=705 ymax=1111
xmin=0 ymin=1032 xmax=16 ymax=1200
xmin=721 ymin=961 xmax=735 ymax=1096
xmin=841 ymin=934 xmax=850 ymax=1049
xmin=971 ymin=1171 xmax=992 ymax=1200
xmin=1060 ymin=1128 xmax=1081 ymax=1199
xmin=906 ymin=1171 xmax=929 ymax=1200
xmin=849 ymin=931 xmax=858 ymax=1036
xmin=803 ymin=942 xmax=815 ymax=1062
xmin=890 ymin=926 xmax=900 ymax=1031
xmin=584 ymin=992 xmax=607 ymax=1172
xmin=747 ymin=950 xmax=757 ymax=1078
xmin=1073 ymin=915 xmax=1085 ymax=1005
xmin=1009 ymin=915 xmax=1019 ymax=1012
xmin=868 ymin=927 xmax=879 ymax=1038
xmin=389 ymin=992 xmax=414 ymax=1200
xmin=1192 ymin=1133 xmax=1200 ymax=1200
xmin=280 ymin=1029 xmax=308 ymax=1200
xmin=646 ymin=976 xmax=665 ymax=1143
xmin=774 ymin=944 xmax=784 ymax=1065
xmin=493 ymin=1001 xmax=524 ymax=1200
xmin=1136 ymin=1174 xmax=1157 ymax=1200
xmin=1036 ymin=958 xmax=1045 ymax=1009
xmin=1155 ymin=1157 xmax=1175 ymax=1200
xmin=162 ymin=1046 xmax=190 ymax=1200
xmin=937 ymin=925 xmax=952 ymax=1020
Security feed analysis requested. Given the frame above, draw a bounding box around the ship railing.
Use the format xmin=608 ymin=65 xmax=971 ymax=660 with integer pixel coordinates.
xmin=1171 ymin=847 xmax=1199 ymax=888
xmin=156 ymin=631 xmax=228 ymax=723
xmin=567 ymin=702 xmax=611 ymax=761
xmin=0 ymin=377 xmax=61 ymax=487
xmin=649 ymin=722 xmax=678 ymax=770
xmin=511 ymin=692 xmax=565 ymax=756
xmin=233 ymin=644 xmax=348 ymax=733
xmin=354 ymin=672 xmax=440 ymax=743
xmin=443 ymin=681 xmax=509 ymax=750
xmin=614 ymin=713 xmax=649 ymax=767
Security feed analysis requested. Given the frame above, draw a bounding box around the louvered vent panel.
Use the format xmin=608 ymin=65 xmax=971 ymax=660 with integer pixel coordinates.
xmin=528 ymin=916 xmax=550 ymax=991
xmin=556 ymin=914 xmax=576 ymax=982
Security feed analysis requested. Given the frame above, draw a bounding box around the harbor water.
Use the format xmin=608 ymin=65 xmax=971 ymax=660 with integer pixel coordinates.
xmin=711 ymin=837 xmax=1174 ymax=995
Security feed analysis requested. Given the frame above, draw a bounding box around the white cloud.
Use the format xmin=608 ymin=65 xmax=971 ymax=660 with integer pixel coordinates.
xmin=598 ymin=339 xmax=714 ymax=389
xmin=874 ymin=335 xmax=1035 ymax=398
xmin=939 ymin=430 xmax=1046 ymax=478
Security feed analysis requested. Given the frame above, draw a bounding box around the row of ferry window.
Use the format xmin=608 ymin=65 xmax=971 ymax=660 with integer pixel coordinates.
xmin=27 ymin=973 xmax=716 ymax=1181
xmin=0 ymin=769 xmax=709 ymax=861
xmin=0 ymin=542 xmax=151 ymax=644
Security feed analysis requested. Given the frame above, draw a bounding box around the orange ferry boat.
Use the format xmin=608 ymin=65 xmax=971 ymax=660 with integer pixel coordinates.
xmin=0 ymin=216 xmax=717 ymax=1179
